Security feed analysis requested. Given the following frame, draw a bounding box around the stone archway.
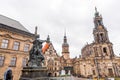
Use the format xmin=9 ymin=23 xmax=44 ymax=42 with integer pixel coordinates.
xmin=55 ymin=73 xmax=57 ymax=77
xmin=48 ymin=73 xmax=52 ymax=77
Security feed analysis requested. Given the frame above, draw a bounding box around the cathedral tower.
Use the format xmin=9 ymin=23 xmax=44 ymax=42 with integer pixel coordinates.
xmin=62 ymin=32 xmax=70 ymax=59
xmin=93 ymin=8 xmax=114 ymax=58
xmin=93 ymin=7 xmax=110 ymax=43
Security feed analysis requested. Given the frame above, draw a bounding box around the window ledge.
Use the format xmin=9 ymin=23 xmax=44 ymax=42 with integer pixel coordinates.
xmin=9 ymin=65 xmax=16 ymax=67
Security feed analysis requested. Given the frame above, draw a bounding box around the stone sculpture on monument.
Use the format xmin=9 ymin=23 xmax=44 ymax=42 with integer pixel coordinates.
xmin=20 ymin=27 xmax=48 ymax=80
xmin=28 ymin=27 xmax=46 ymax=67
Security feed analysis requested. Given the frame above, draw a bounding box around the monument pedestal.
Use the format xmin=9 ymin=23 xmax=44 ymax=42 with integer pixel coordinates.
xmin=20 ymin=67 xmax=48 ymax=80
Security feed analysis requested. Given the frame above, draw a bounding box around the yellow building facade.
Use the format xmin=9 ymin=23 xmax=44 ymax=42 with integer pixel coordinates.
xmin=0 ymin=15 xmax=34 ymax=80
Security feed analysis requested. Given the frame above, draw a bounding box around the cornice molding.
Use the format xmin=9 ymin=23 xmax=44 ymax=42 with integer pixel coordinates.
xmin=0 ymin=34 xmax=33 ymax=43
xmin=0 ymin=48 xmax=29 ymax=55
xmin=0 ymin=24 xmax=34 ymax=38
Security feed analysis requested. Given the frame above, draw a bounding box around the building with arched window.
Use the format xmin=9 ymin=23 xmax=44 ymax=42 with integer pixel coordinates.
xmin=73 ymin=8 xmax=120 ymax=78
xmin=42 ymin=35 xmax=61 ymax=77
xmin=0 ymin=14 xmax=34 ymax=80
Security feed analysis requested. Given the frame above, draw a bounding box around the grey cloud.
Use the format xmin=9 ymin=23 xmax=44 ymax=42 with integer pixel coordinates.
xmin=0 ymin=0 xmax=120 ymax=57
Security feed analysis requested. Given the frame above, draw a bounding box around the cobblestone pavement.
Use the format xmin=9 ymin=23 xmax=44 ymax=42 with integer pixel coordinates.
xmin=49 ymin=76 xmax=89 ymax=80
xmin=70 ymin=76 xmax=88 ymax=80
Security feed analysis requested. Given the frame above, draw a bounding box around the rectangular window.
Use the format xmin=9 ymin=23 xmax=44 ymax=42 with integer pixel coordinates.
xmin=10 ymin=57 xmax=16 ymax=67
xmin=108 ymin=68 xmax=113 ymax=76
xmin=13 ymin=42 xmax=20 ymax=50
xmin=55 ymin=62 xmax=57 ymax=66
xmin=22 ymin=58 xmax=28 ymax=67
xmin=24 ymin=44 xmax=30 ymax=52
xmin=1 ymin=39 xmax=9 ymax=48
xmin=103 ymin=47 xmax=107 ymax=53
xmin=55 ymin=67 xmax=57 ymax=70
xmin=93 ymin=70 xmax=96 ymax=75
xmin=0 ymin=56 xmax=4 ymax=66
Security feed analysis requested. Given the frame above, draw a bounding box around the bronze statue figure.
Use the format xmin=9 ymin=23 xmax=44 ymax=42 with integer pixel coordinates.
xmin=28 ymin=27 xmax=46 ymax=67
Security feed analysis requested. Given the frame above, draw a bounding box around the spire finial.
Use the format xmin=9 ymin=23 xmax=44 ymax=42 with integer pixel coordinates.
xmin=95 ymin=7 xmax=97 ymax=13
xmin=64 ymin=28 xmax=66 ymax=37
xmin=64 ymin=28 xmax=67 ymax=41
xmin=34 ymin=26 xmax=39 ymax=39
xmin=63 ymin=28 xmax=67 ymax=43
xmin=47 ymin=35 xmax=50 ymax=43
xmin=94 ymin=7 xmax=99 ymax=17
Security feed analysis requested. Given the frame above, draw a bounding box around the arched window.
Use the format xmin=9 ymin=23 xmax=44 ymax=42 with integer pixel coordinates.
xmin=55 ymin=67 xmax=57 ymax=71
xmin=98 ymin=20 xmax=102 ymax=25
xmin=97 ymin=34 xmax=99 ymax=42
xmin=55 ymin=73 xmax=57 ymax=77
xmin=93 ymin=70 xmax=96 ymax=75
xmin=100 ymin=33 xmax=105 ymax=42
xmin=103 ymin=47 xmax=107 ymax=53
xmin=55 ymin=62 xmax=57 ymax=66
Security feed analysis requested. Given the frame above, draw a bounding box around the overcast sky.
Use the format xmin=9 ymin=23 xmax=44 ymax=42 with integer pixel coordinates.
xmin=0 ymin=0 xmax=120 ymax=58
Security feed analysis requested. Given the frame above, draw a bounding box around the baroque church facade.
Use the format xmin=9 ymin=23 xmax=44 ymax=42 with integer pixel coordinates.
xmin=0 ymin=15 xmax=34 ymax=80
xmin=0 ymin=8 xmax=120 ymax=80
xmin=73 ymin=8 xmax=120 ymax=78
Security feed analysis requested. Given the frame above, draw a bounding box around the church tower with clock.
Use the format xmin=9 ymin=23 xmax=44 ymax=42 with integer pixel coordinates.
xmin=62 ymin=33 xmax=70 ymax=59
